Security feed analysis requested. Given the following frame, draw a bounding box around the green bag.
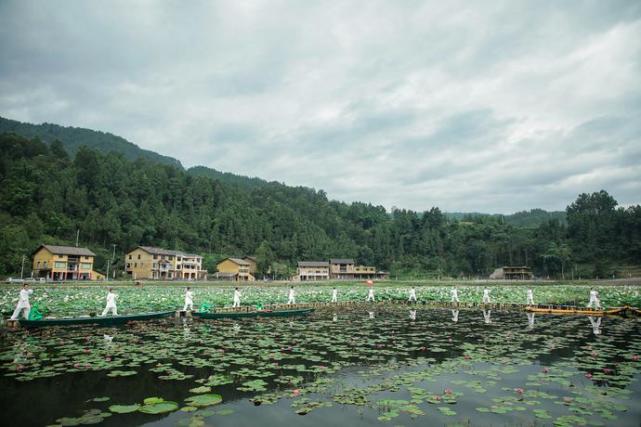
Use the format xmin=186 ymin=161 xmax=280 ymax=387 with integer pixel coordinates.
xmin=28 ymin=304 xmax=43 ymax=320
xmin=199 ymin=302 xmax=214 ymax=313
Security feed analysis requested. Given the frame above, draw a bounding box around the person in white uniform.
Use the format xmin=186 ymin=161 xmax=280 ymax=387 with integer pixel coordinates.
xmin=587 ymin=288 xmax=601 ymax=309
xmin=331 ymin=287 xmax=338 ymax=303
xmin=366 ymin=287 xmax=375 ymax=302
xmin=451 ymin=286 xmax=459 ymax=303
xmin=183 ymin=287 xmax=194 ymax=311
xmin=10 ymin=284 xmax=33 ymax=320
xmin=482 ymin=287 xmax=491 ymax=304
xmin=287 ymin=286 xmax=296 ymax=305
xmin=101 ymin=288 xmax=118 ymax=316
xmin=232 ymin=287 xmax=242 ymax=308
xmin=408 ymin=287 xmax=417 ymax=302
xmin=526 ymin=288 xmax=534 ymax=305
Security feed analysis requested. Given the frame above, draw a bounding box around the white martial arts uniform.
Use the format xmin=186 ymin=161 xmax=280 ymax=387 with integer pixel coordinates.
xmin=331 ymin=288 xmax=338 ymax=303
xmin=10 ymin=288 xmax=33 ymax=320
xmin=366 ymin=288 xmax=375 ymax=302
xmin=232 ymin=289 xmax=241 ymax=308
xmin=183 ymin=290 xmax=194 ymax=311
xmin=451 ymin=309 xmax=459 ymax=323
xmin=587 ymin=290 xmax=601 ymax=309
xmin=451 ymin=288 xmax=459 ymax=303
xmin=101 ymin=291 xmax=118 ymax=316
xmin=287 ymin=289 xmax=296 ymax=305
xmin=482 ymin=288 xmax=491 ymax=304
xmin=408 ymin=288 xmax=417 ymax=302
xmin=526 ymin=289 xmax=534 ymax=305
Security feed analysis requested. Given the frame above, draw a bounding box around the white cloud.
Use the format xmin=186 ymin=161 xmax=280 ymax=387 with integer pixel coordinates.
xmin=0 ymin=0 xmax=640 ymax=213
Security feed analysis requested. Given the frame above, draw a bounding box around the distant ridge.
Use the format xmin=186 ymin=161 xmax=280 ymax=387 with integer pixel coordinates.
xmin=187 ymin=166 xmax=269 ymax=189
xmin=445 ymin=209 xmax=566 ymax=228
xmin=0 ymin=116 xmax=182 ymax=168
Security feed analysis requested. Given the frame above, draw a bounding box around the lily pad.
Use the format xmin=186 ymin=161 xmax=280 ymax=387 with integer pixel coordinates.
xmin=184 ymin=394 xmax=223 ymax=407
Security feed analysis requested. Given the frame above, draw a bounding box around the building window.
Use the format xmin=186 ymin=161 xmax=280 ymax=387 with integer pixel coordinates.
xmin=137 ymin=254 xmax=141 ymax=260
xmin=81 ymin=263 xmax=92 ymax=270
xmin=134 ymin=263 xmax=137 ymax=267
xmin=153 ymin=255 xmax=158 ymax=260
xmin=54 ymin=261 xmax=66 ymax=268
xmin=129 ymin=255 xmax=132 ymax=260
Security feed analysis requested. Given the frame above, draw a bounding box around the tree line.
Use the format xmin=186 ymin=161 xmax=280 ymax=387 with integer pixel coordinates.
xmin=1 ymin=133 xmax=639 ymax=279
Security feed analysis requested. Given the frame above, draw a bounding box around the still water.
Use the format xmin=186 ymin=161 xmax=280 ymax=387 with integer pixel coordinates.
xmin=1 ymin=307 xmax=640 ymax=426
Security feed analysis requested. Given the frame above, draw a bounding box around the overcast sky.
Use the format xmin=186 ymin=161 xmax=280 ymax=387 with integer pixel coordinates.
xmin=1 ymin=1 xmax=640 ymax=213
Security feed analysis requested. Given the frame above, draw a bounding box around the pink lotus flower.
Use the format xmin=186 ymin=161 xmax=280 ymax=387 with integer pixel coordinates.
xmin=74 ymin=363 xmax=81 ymax=368
xmin=444 ymin=388 xmax=453 ymax=395
xmin=585 ymin=373 xmax=593 ymax=379
xmin=83 ymin=348 xmax=90 ymax=354
xmin=591 ymin=351 xmax=598 ymax=357
xmin=563 ymin=397 xmax=573 ymax=404
xmin=464 ymin=355 xmax=471 ymax=360
xmin=542 ymin=367 xmax=549 ymax=374
xmin=632 ymin=355 xmax=640 ymax=361
xmin=603 ymin=368 xmax=612 ymax=374
xmin=514 ymin=388 xmax=524 ymax=394
xmin=105 ymin=357 xmax=111 ymax=362
xmin=292 ymin=389 xmax=301 ymax=396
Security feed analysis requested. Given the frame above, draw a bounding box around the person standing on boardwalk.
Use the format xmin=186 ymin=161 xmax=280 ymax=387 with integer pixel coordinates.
xmin=408 ymin=287 xmax=417 ymax=302
xmin=366 ymin=286 xmax=375 ymax=302
xmin=101 ymin=287 xmax=118 ymax=316
xmin=451 ymin=286 xmax=459 ymax=303
xmin=587 ymin=288 xmax=601 ymax=309
xmin=183 ymin=287 xmax=194 ymax=311
xmin=10 ymin=284 xmax=33 ymax=320
xmin=331 ymin=287 xmax=338 ymax=303
xmin=287 ymin=286 xmax=296 ymax=305
xmin=526 ymin=288 xmax=534 ymax=305
xmin=482 ymin=287 xmax=491 ymax=304
xmin=233 ymin=287 xmax=242 ymax=308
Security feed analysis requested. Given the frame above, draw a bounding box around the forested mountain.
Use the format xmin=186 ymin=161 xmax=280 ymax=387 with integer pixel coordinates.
xmin=446 ymin=210 xmax=566 ymax=228
xmin=1 ymin=132 xmax=640 ymax=279
xmin=0 ymin=116 xmax=181 ymax=168
xmin=187 ymin=166 xmax=269 ymax=190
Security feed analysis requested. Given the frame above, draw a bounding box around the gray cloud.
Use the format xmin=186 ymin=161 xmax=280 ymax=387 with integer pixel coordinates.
xmin=1 ymin=0 xmax=640 ymax=213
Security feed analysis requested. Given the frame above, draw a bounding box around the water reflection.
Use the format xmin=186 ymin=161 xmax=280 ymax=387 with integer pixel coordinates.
xmin=368 ymin=311 xmax=375 ymax=320
xmin=332 ymin=313 xmax=337 ymax=322
xmin=588 ymin=316 xmax=602 ymax=335
xmin=409 ymin=310 xmax=416 ymax=321
xmin=451 ymin=309 xmax=459 ymax=323
xmin=526 ymin=312 xmax=535 ymax=329
xmin=482 ymin=309 xmax=492 ymax=324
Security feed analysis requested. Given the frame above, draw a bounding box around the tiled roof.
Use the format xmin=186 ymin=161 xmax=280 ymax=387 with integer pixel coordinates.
xmin=298 ymin=261 xmax=329 ymax=267
xmin=137 ymin=246 xmax=200 ymax=258
xmin=37 ymin=245 xmax=95 ymax=256
xmin=223 ymin=257 xmax=251 ymax=266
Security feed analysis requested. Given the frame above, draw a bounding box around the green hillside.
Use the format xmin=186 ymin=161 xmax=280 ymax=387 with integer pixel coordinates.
xmin=0 ymin=116 xmax=182 ymax=168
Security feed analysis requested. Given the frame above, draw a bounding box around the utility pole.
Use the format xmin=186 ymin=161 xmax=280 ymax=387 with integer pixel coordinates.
xmin=75 ymin=229 xmax=80 ymax=247
xmin=106 ymin=244 xmax=117 ymax=281
xmin=20 ymin=255 xmax=26 ymax=279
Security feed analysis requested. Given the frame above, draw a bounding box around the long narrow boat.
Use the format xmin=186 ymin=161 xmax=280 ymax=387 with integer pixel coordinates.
xmin=525 ymin=306 xmax=626 ymax=316
xmin=193 ymin=308 xmax=314 ymax=320
xmin=19 ymin=311 xmax=175 ymax=327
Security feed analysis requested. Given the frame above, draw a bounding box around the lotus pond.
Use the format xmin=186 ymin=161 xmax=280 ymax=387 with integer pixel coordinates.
xmin=1 ymin=304 xmax=641 ymax=426
xmin=1 ymin=283 xmax=641 ymax=316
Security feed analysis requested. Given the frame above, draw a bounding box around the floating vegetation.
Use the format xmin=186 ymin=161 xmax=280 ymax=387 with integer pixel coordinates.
xmin=2 ymin=300 xmax=641 ymax=426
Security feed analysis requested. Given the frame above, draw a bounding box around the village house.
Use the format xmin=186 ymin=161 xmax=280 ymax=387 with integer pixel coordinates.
xmin=32 ymin=244 xmax=101 ymax=280
xmin=297 ymin=261 xmax=330 ymax=281
xmin=125 ymin=246 xmax=207 ymax=280
xmin=215 ymin=257 xmax=256 ymax=281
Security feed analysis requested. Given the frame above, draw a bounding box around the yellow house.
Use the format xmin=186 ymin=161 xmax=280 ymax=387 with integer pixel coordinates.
xmin=32 ymin=245 xmax=98 ymax=280
xmin=125 ymin=246 xmax=207 ymax=280
xmin=243 ymin=256 xmax=257 ymax=274
xmin=297 ymin=261 xmax=330 ymax=281
xmin=215 ymin=258 xmax=255 ymax=281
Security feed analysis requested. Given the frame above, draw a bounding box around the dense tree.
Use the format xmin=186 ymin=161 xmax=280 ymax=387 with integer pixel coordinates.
xmin=0 ymin=133 xmax=638 ymax=278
